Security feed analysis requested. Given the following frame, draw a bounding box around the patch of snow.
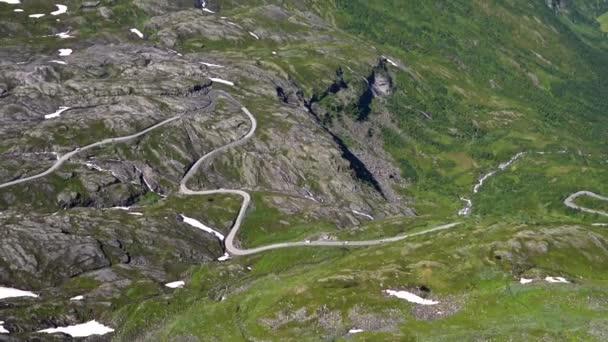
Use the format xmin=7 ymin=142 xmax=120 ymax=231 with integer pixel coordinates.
xmin=29 ymin=13 xmax=45 ymax=18
xmin=0 ymin=322 xmax=7 ymax=334
xmin=180 ymin=214 xmax=225 ymax=241
xmin=50 ymin=4 xmax=67 ymax=16
xmin=384 ymin=289 xmax=439 ymax=305
xmin=592 ymin=223 xmax=608 ymax=227
xmin=520 ymin=278 xmax=533 ymax=284
xmin=217 ymin=253 xmax=231 ymax=261
xmin=351 ymin=209 xmax=374 ymax=220
xmin=44 ymin=106 xmax=70 ymax=119
xmin=55 ymin=31 xmax=73 ymax=39
xmin=128 ymin=212 xmax=144 ymax=216
xmin=226 ymin=21 xmax=242 ymax=29
xmin=165 ymin=281 xmax=185 ymax=289
xmin=167 ymin=49 xmax=183 ymax=56
xmin=249 ymin=31 xmax=260 ymax=40
xmin=200 ymin=61 xmax=224 ymax=68
xmin=272 ymin=51 xmax=277 ymax=55
xmin=545 ymin=276 xmax=570 ymax=284
xmin=49 ymin=60 xmax=67 ymax=65
xmin=38 ymin=320 xmax=114 ymax=338
xmin=202 ymin=8 xmax=215 ymax=13
xmin=0 ymin=287 xmax=38 ymax=300
xmin=129 ymin=28 xmax=144 ymax=38
xmin=0 ymin=0 xmax=21 ymax=4
xmin=14 ymin=8 xmax=23 ymax=12
xmin=70 ymin=295 xmax=84 ymax=301
xmin=348 ymin=329 xmax=364 ymax=334
xmin=58 ymin=48 xmax=72 ymax=56
xmin=111 ymin=206 xmax=130 ymax=211
xmin=209 ymin=77 xmax=235 ymax=86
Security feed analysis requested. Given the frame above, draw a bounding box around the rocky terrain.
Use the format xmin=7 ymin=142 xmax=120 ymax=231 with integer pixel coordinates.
xmin=0 ymin=0 xmax=607 ymax=340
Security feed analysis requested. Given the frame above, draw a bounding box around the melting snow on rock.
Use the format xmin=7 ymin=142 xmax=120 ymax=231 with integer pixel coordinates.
xmin=545 ymin=276 xmax=570 ymax=283
xmin=0 ymin=0 xmax=21 ymax=4
xmin=44 ymin=106 xmax=70 ymax=119
xmin=384 ymin=289 xmax=439 ymax=305
xmin=0 ymin=322 xmax=8 ymax=334
xmin=13 ymin=8 xmax=23 ymax=12
xmin=49 ymin=60 xmax=67 ymax=65
xmin=70 ymin=295 xmax=84 ymax=301
xmin=50 ymin=4 xmax=67 ymax=15
xmin=200 ymin=61 xmax=224 ymax=68
xmin=38 ymin=320 xmax=114 ymax=338
xmin=130 ymin=28 xmax=144 ymax=38
xmin=348 ymin=329 xmax=364 ymax=334
xmin=209 ymin=77 xmax=235 ymax=86
xmin=217 ymin=253 xmax=231 ymax=261
xmin=55 ymin=31 xmax=73 ymax=39
xmin=180 ymin=214 xmax=225 ymax=240
xmin=351 ymin=209 xmax=374 ymax=220
xmin=29 ymin=13 xmax=45 ymax=18
xmin=58 ymin=48 xmax=72 ymax=56
xmin=165 ymin=281 xmax=185 ymax=289
xmin=0 ymin=286 xmax=38 ymax=300
xmin=249 ymin=31 xmax=260 ymax=40
xmin=520 ymin=278 xmax=533 ymax=284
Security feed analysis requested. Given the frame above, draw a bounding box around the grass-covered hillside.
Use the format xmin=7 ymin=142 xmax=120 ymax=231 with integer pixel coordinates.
xmin=0 ymin=0 xmax=607 ymax=340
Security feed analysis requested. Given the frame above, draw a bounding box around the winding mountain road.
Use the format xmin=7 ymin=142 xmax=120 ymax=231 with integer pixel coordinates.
xmin=0 ymin=88 xmax=460 ymax=256
xmin=564 ymin=191 xmax=608 ymax=217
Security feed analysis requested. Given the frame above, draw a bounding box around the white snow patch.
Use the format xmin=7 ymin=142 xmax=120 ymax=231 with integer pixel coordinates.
xmin=202 ymin=8 xmax=215 ymax=13
xmin=129 ymin=28 xmax=144 ymax=38
xmin=351 ymin=209 xmax=374 ymax=220
xmin=0 ymin=0 xmax=21 ymax=4
xmin=70 ymin=295 xmax=84 ymax=301
xmin=520 ymin=278 xmax=533 ymax=284
xmin=44 ymin=106 xmax=70 ymax=119
xmin=249 ymin=31 xmax=260 ymax=40
xmin=180 ymin=214 xmax=225 ymax=241
xmin=55 ymin=31 xmax=73 ymax=39
xmin=384 ymin=289 xmax=439 ymax=305
xmin=0 ymin=287 xmax=38 ymax=300
xmin=111 ymin=206 xmax=130 ymax=211
xmin=385 ymin=59 xmax=398 ymax=67
xmin=226 ymin=21 xmax=242 ymax=29
xmin=545 ymin=276 xmax=570 ymax=284
xmin=13 ymin=8 xmax=23 ymax=12
xmin=272 ymin=51 xmax=277 ymax=55
xmin=348 ymin=329 xmax=364 ymax=334
xmin=165 ymin=281 xmax=185 ymax=289
xmin=209 ymin=77 xmax=235 ymax=86
xmin=49 ymin=60 xmax=67 ymax=65
xmin=38 ymin=320 xmax=114 ymax=338
xmin=128 ymin=212 xmax=144 ymax=216
xmin=592 ymin=223 xmax=608 ymax=227
xmin=29 ymin=13 xmax=45 ymax=18
xmin=217 ymin=253 xmax=231 ymax=261
xmin=50 ymin=4 xmax=67 ymax=16
xmin=0 ymin=322 xmax=8 ymax=334
xmin=200 ymin=61 xmax=224 ymax=68
xmin=58 ymin=48 xmax=72 ymax=56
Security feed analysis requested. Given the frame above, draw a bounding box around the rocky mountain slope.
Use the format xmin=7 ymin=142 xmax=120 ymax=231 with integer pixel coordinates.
xmin=0 ymin=0 xmax=607 ymax=340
